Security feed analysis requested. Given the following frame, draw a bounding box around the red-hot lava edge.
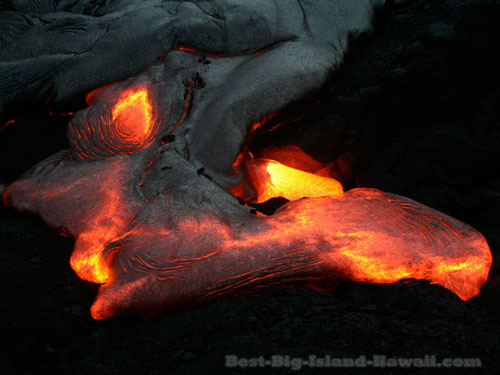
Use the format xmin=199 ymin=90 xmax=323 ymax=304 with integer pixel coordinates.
xmin=2 ymin=82 xmax=493 ymax=320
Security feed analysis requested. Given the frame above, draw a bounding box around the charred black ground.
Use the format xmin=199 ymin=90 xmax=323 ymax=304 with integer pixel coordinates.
xmin=1 ymin=0 xmax=500 ymax=374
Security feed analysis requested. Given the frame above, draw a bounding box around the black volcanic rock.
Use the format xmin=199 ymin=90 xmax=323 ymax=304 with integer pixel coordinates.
xmin=0 ymin=0 xmax=383 ymax=122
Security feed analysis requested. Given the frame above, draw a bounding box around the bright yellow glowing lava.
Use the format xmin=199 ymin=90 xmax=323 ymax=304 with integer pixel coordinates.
xmin=71 ymin=250 xmax=109 ymax=284
xmin=112 ymin=88 xmax=152 ymax=143
xmin=251 ymin=159 xmax=344 ymax=203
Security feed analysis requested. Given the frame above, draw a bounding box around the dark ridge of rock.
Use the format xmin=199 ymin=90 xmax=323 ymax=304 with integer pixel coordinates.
xmin=247 ymin=197 xmax=290 ymax=216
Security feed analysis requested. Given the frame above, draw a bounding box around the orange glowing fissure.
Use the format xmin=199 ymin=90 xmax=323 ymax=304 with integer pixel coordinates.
xmin=176 ymin=45 xmax=267 ymax=57
xmin=112 ymin=88 xmax=153 ymax=144
xmin=1 ymin=119 xmax=16 ymax=132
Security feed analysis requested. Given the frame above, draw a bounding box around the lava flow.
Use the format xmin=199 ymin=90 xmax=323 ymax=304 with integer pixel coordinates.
xmin=2 ymin=84 xmax=492 ymax=319
xmin=250 ymin=159 xmax=491 ymax=301
xmin=112 ymin=88 xmax=153 ymax=145
xmin=85 ymin=154 xmax=491 ymax=319
xmin=68 ymin=85 xmax=157 ymax=160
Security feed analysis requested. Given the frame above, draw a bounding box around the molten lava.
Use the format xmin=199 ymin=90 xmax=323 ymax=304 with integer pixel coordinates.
xmin=2 ymin=71 xmax=492 ymax=319
xmin=84 ymin=182 xmax=491 ymax=320
xmin=248 ymin=158 xmax=344 ymax=203
xmin=112 ymin=88 xmax=152 ymax=144
xmin=71 ymin=251 xmax=109 ymax=284
xmin=54 ymin=151 xmax=490 ymax=320
xmin=68 ymin=85 xmax=158 ymax=160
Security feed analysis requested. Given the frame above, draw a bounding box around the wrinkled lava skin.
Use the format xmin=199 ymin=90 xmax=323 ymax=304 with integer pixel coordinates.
xmin=1 ymin=1 xmax=492 ymax=319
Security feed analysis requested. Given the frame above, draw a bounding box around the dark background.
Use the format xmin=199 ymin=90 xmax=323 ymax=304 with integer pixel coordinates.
xmin=1 ymin=0 xmax=499 ymax=374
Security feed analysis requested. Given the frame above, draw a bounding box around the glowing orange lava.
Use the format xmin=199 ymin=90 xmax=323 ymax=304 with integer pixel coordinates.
xmin=3 ymin=74 xmax=491 ymax=319
xmin=71 ymin=251 xmax=109 ymax=284
xmin=176 ymin=45 xmax=267 ymax=57
xmin=248 ymin=158 xmax=344 ymax=202
xmin=1 ymin=119 xmax=16 ymax=132
xmin=176 ymin=45 xmax=199 ymax=54
xmin=68 ymin=173 xmax=139 ymax=284
xmin=86 ymin=186 xmax=491 ymax=319
xmin=112 ymin=88 xmax=152 ymax=144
